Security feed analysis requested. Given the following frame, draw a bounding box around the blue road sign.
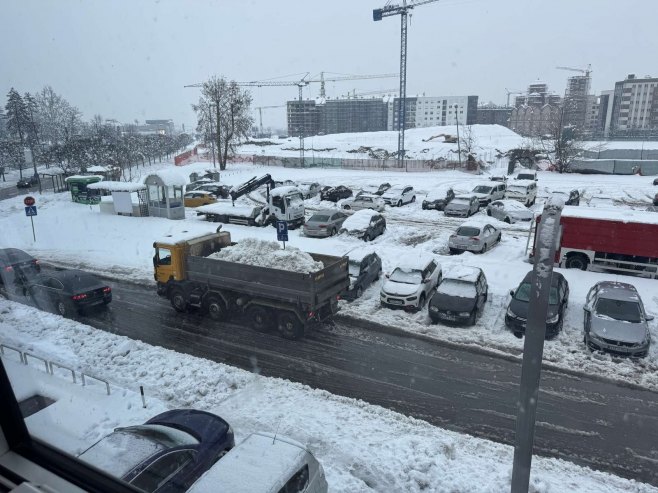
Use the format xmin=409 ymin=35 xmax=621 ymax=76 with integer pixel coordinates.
xmin=25 ymin=206 xmax=37 ymax=216
xmin=276 ymin=220 xmax=289 ymax=242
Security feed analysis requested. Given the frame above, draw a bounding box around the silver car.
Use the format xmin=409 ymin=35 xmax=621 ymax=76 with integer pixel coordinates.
xmin=584 ymin=281 xmax=652 ymax=358
xmin=302 ymin=210 xmax=348 ymax=237
xmin=444 ymin=194 xmax=480 ymax=217
xmin=448 ymin=221 xmax=501 ymax=254
xmin=486 ymin=200 xmax=534 ymax=224
xmin=342 ymin=194 xmax=386 ymax=212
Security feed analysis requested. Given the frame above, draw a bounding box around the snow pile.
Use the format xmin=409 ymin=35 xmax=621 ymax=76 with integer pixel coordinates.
xmin=207 ymin=238 xmax=323 ymax=273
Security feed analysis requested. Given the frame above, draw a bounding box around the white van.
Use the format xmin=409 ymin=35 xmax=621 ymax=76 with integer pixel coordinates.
xmin=515 ymin=170 xmax=538 ymax=181
xmin=504 ymin=179 xmax=537 ymax=206
xmin=188 ymin=432 xmax=328 ymax=493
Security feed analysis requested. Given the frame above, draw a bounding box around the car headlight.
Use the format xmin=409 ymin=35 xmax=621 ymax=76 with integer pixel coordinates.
xmin=429 ymin=306 xmax=439 ymax=312
xmin=547 ymin=314 xmax=559 ymax=324
xmin=406 ymin=296 xmax=418 ymax=301
xmin=506 ymin=307 xmax=517 ymax=318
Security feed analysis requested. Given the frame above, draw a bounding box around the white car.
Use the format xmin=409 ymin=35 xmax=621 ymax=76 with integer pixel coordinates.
xmin=471 ymin=181 xmax=507 ymax=206
xmin=486 ymin=200 xmax=534 ymax=223
xmin=298 ymin=181 xmax=321 ymax=199
xmin=342 ymin=194 xmax=386 ymax=212
xmin=380 ymin=256 xmax=442 ymax=311
xmin=381 ymin=185 xmax=416 ymax=207
xmin=448 ymin=220 xmax=502 ymax=254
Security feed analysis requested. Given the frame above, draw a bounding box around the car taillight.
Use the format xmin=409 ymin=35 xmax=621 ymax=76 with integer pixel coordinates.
xmin=4 ymin=266 xmax=13 ymax=272
xmin=470 ymin=237 xmax=480 ymax=241
xmin=71 ymin=293 xmax=87 ymax=301
xmin=103 ymin=287 xmax=111 ymax=293
xmin=318 ymin=224 xmax=327 ymax=229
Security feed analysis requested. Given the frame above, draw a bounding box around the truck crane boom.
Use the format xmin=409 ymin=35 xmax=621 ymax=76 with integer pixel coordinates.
xmin=229 ymin=174 xmax=275 ymax=204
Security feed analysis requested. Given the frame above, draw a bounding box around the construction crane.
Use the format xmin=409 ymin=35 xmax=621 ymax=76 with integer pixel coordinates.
xmin=373 ymin=0 xmax=440 ymax=169
xmin=505 ymin=88 xmax=524 ymax=107
xmin=341 ymin=88 xmax=398 ymax=98
xmin=316 ymin=72 xmax=398 ymax=98
xmin=254 ymin=105 xmax=286 ymax=137
xmin=556 ymin=64 xmax=592 ymax=77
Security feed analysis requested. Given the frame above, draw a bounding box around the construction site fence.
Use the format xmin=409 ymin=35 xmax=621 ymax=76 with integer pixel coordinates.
xmin=227 ymin=154 xmax=506 ymax=172
xmin=570 ymin=158 xmax=658 ymax=176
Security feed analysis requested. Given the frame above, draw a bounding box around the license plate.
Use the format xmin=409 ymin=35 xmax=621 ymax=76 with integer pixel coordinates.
xmin=389 ymin=299 xmax=403 ymax=305
xmin=442 ymin=314 xmax=457 ymax=320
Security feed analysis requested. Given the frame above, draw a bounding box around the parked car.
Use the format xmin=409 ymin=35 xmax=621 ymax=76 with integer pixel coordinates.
xmin=26 ymin=269 xmax=112 ymax=317
xmin=504 ymin=180 xmax=537 ymax=206
xmin=184 ymin=191 xmax=218 ymax=207
xmin=505 ymin=270 xmax=569 ymax=339
xmin=342 ymin=193 xmax=386 ymax=212
xmin=551 ymin=189 xmax=580 ymax=206
xmin=381 ymin=185 xmax=415 ymax=206
xmin=320 ymin=185 xmax=353 ymax=202
xmin=79 ymin=409 xmax=235 ymax=493
xmin=339 ymin=209 xmax=386 ymax=241
xmin=448 ymin=221 xmax=501 ymax=254
xmin=357 ymin=183 xmax=390 ymax=197
xmin=515 ymin=170 xmax=538 ymax=181
xmin=583 ymin=281 xmax=652 ymax=358
xmin=471 ymin=182 xmax=507 ymax=206
xmin=380 ymin=255 xmax=442 ymax=311
xmin=428 ymin=266 xmax=488 ymax=325
xmin=654 ymin=177 xmax=658 ymax=186
xmin=16 ymin=175 xmax=39 ymax=189
xmin=422 ymin=186 xmax=455 ymax=211
xmin=193 ymin=183 xmax=230 ymax=199
xmin=486 ymin=200 xmax=534 ymax=223
xmin=374 ymin=182 xmax=391 ymax=195
xmin=275 ymin=179 xmax=297 ymax=188
xmin=343 ymin=248 xmax=382 ymax=300
xmin=489 ymin=172 xmax=508 ymax=183
xmin=302 ymin=210 xmax=348 ymax=237
xmin=188 ymin=432 xmax=327 ymax=493
xmin=654 ymin=192 xmax=658 ymax=206
xmin=444 ymin=194 xmax=480 ymax=217
xmin=298 ymin=181 xmax=321 ymax=199
xmin=0 ymin=248 xmax=41 ymax=298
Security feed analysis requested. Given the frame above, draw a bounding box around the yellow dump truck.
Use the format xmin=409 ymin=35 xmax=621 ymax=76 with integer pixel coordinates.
xmin=153 ymin=230 xmax=349 ymax=340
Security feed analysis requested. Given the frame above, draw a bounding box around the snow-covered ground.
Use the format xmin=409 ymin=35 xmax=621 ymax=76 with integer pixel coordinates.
xmin=2 ymin=301 xmax=656 ymax=493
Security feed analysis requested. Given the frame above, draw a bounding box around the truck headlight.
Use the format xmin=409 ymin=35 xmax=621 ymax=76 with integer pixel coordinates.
xmin=547 ymin=314 xmax=559 ymax=324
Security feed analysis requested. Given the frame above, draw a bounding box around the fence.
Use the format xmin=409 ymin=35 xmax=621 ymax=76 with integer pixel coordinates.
xmin=583 ymin=148 xmax=658 ymax=160
xmin=570 ymin=158 xmax=658 ymax=175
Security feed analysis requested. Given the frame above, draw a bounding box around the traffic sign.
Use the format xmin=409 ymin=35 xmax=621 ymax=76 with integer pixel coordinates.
xmin=25 ymin=206 xmax=37 ymax=216
xmin=276 ymin=220 xmax=289 ymax=242
xmin=24 ymin=196 xmax=35 ymax=206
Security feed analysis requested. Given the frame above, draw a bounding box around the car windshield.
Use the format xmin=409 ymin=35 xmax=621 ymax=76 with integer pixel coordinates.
xmin=473 ymin=186 xmax=492 ymax=193
xmin=348 ymin=261 xmax=361 ymax=277
xmin=456 ymin=226 xmax=480 ymax=236
xmin=517 ymin=174 xmax=534 ymax=180
xmin=437 ymin=279 xmax=476 ymax=298
xmin=389 ymin=268 xmax=422 ymax=285
xmin=514 ymin=283 xmax=559 ymax=305
xmin=309 ymin=214 xmax=330 ymax=222
xmin=595 ymin=298 xmax=642 ymax=323
xmin=451 ymin=198 xmax=470 ymax=204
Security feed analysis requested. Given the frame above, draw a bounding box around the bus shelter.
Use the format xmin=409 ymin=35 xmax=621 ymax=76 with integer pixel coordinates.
xmin=144 ymin=172 xmax=186 ymax=220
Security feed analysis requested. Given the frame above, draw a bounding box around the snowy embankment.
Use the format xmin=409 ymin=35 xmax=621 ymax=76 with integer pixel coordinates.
xmin=1 ymin=300 xmax=655 ymax=493
xmin=1 ymin=161 xmax=658 ymax=393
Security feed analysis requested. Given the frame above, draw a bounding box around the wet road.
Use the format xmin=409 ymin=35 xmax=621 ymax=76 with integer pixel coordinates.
xmin=76 ymin=279 xmax=658 ymax=485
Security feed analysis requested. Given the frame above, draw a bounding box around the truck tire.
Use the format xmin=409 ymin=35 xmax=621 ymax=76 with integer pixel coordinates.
xmin=204 ymin=295 xmax=226 ymax=321
xmin=277 ymin=312 xmax=304 ymax=340
xmin=248 ymin=305 xmax=272 ymax=332
xmin=565 ymin=253 xmax=589 ymax=270
xmin=169 ymin=288 xmax=187 ymax=312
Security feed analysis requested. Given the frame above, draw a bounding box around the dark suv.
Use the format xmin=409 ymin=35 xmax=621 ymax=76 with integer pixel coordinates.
xmin=0 ymin=248 xmax=41 ymax=297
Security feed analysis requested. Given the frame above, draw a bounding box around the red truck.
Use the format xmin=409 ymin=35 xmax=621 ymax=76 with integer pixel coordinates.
xmin=533 ymin=206 xmax=658 ymax=278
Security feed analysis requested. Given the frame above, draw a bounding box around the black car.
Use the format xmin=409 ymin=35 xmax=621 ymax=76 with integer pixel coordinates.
xmin=79 ymin=409 xmax=234 ymax=493
xmin=320 ymin=185 xmax=353 ymax=202
xmin=375 ymin=183 xmax=391 ymax=196
xmin=0 ymin=248 xmax=41 ymax=297
xmin=16 ymin=175 xmax=39 ymax=189
xmin=653 ymin=177 xmax=658 ymax=186
xmin=429 ymin=266 xmax=487 ymax=325
xmin=344 ymin=249 xmax=382 ymax=300
xmin=422 ymin=186 xmax=456 ymax=211
xmin=339 ymin=210 xmax=386 ymax=242
xmin=27 ymin=269 xmax=112 ymax=317
xmin=505 ymin=270 xmax=569 ymax=339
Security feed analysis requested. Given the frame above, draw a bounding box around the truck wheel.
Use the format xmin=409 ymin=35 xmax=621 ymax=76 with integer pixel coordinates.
xmin=248 ymin=305 xmax=272 ymax=332
xmin=205 ymin=295 xmax=226 ymax=321
xmin=169 ymin=288 xmax=187 ymax=312
xmin=277 ymin=312 xmax=304 ymax=340
xmin=566 ymin=253 xmax=589 ymax=270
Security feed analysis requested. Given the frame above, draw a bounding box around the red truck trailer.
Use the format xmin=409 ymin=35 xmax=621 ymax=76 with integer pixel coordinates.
xmin=533 ymin=206 xmax=658 ymax=278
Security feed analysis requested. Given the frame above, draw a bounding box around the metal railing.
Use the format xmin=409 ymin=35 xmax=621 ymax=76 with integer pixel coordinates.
xmin=0 ymin=343 xmax=111 ymax=395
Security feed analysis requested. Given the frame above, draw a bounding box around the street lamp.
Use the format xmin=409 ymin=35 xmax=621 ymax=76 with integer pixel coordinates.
xmin=454 ymin=104 xmax=462 ymax=167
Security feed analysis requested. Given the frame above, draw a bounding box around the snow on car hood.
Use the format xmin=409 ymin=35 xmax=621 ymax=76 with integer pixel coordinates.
xmin=382 ymin=279 xmax=419 ymax=297
xmin=471 ymin=192 xmax=490 ymax=199
xmin=382 ymin=189 xmax=403 ymax=199
xmin=341 ymin=210 xmax=378 ymax=232
xmin=590 ymin=317 xmax=648 ymax=344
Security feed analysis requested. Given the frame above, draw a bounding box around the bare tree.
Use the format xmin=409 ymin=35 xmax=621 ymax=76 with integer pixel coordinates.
xmin=534 ymin=106 xmax=587 ymax=174
xmin=193 ymin=76 xmax=253 ymax=170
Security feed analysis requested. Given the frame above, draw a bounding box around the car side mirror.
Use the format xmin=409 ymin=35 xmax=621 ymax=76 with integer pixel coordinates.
xmin=509 ymin=289 xmax=514 ymax=296
xmin=646 ymin=314 xmax=654 ymax=321
xmin=583 ymin=305 xmax=591 ymax=312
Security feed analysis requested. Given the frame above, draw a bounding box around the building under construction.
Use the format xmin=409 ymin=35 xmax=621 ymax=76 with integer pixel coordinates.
xmin=287 ymin=98 xmax=388 ymax=137
xmin=562 ymin=74 xmax=591 ymax=133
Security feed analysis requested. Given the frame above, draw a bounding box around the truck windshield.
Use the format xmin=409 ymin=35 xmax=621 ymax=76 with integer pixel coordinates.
xmin=157 ymin=248 xmax=171 ymax=265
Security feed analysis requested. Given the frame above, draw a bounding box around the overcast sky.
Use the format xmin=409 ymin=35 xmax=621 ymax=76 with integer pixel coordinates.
xmin=3 ymin=0 xmax=657 ymax=132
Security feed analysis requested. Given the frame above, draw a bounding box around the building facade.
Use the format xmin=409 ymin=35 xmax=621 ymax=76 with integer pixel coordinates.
xmin=508 ymin=82 xmax=562 ymax=136
xmin=475 ymin=104 xmax=512 ymax=126
xmin=387 ymin=95 xmax=478 ymax=130
xmin=610 ymin=74 xmax=658 ymax=137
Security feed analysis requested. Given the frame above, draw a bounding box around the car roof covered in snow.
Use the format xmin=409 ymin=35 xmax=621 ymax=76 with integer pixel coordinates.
xmin=473 ymin=181 xmax=501 ymax=188
xmin=341 ymin=209 xmax=381 ymax=231
xmin=345 ymin=246 xmax=378 ymax=263
xmin=508 ymin=179 xmax=535 ymax=187
xmin=425 ymin=185 xmax=453 ymax=200
xmin=270 ymin=186 xmax=302 ymax=197
xmin=444 ymin=265 xmax=482 ymax=283
xmin=490 ymin=199 xmax=530 ymax=210
xmin=395 ymin=254 xmax=436 ymax=270
xmin=87 ymin=181 xmax=146 ymax=192
xmin=592 ymin=281 xmax=640 ymax=301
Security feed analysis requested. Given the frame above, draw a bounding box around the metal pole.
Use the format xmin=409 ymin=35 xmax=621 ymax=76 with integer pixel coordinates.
xmin=455 ymin=105 xmax=462 ymax=167
xmin=510 ymin=197 xmax=564 ymax=493
xmin=30 ymin=216 xmax=36 ymax=242
xmin=398 ymin=8 xmax=408 ymax=171
xmin=298 ymin=85 xmax=305 ymax=168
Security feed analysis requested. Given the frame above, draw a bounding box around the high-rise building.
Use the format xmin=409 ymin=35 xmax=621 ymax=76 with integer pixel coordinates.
xmin=610 ymin=74 xmax=658 ymax=137
xmin=286 ymin=98 xmax=388 ymax=137
xmin=597 ymin=90 xmax=615 ymax=138
xmin=387 ymin=95 xmax=478 ymax=130
xmin=562 ymin=74 xmax=591 ymax=132
xmin=286 ymin=100 xmax=319 ymax=137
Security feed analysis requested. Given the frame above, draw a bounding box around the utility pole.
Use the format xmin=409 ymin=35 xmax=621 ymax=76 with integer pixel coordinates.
xmin=298 ymin=84 xmax=305 ymax=167
xmin=455 ymin=104 xmax=462 ymax=167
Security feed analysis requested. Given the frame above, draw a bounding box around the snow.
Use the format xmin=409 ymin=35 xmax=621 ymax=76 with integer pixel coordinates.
xmin=155 ymin=229 xmax=222 ymax=246
xmin=510 ymin=179 xmax=536 ymax=187
xmin=341 ymin=209 xmax=379 ymax=232
xmin=1 ymin=302 xmax=656 ymax=493
xmin=207 ymin=238 xmax=324 ymax=274
xmin=270 ymin=185 xmax=302 ymax=197
xmin=424 ymin=185 xmax=453 ymax=201
xmin=87 ymin=181 xmax=147 ymax=192
xmin=437 ymin=278 xmax=477 ymax=297
xmin=65 ymin=174 xmax=103 ymax=182
xmin=444 ymin=265 xmax=482 ymax=283
xmin=398 ymin=253 xmax=435 ymax=271
xmin=557 ymin=205 xmax=658 ymax=225
xmin=86 ymin=165 xmax=108 ymax=173
xmin=196 ymin=202 xmax=262 ymax=218
xmin=146 ymin=169 xmax=188 ymax=187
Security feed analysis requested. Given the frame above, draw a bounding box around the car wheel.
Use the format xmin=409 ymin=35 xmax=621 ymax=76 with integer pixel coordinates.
xmin=343 ymin=205 xmax=350 ymax=210
xmin=396 ymin=200 xmax=402 ymax=207
xmin=487 ymin=210 xmax=492 ymax=216
xmin=504 ymin=217 xmax=511 ymax=224
xmin=356 ymin=286 xmax=363 ymax=298
xmin=513 ymin=331 xmax=523 ymax=339
xmin=205 ymin=295 xmax=226 ymax=321
xmin=56 ymin=300 xmax=70 ymax=317
xmin=248 ymin=305 xmax=272 ymax=332
xmin=330 ymin=228 xmax=337 ymax=236
xmin=468 ymin=310 xmax=477 ymax=326
xmin=277 ymin=312 xmax=304 ymax=340
xmin=422 ymin=204 xmax=427 ymax=210
xmin=480 ymin=243 xmax=488 ymax=253
xmin=411 ymin=196 xmax=416 ymax=203
xmin=363 ymin=233 xmax=371 ymax=242
xmin=169 ymin=288 xmax=187 ymax=312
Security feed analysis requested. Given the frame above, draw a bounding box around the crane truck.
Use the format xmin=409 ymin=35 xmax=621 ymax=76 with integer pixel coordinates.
xmin=153 ymin=229 xmax=349 ymax=339
xmin=196 ymin=174 xmax=305 ymax=228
